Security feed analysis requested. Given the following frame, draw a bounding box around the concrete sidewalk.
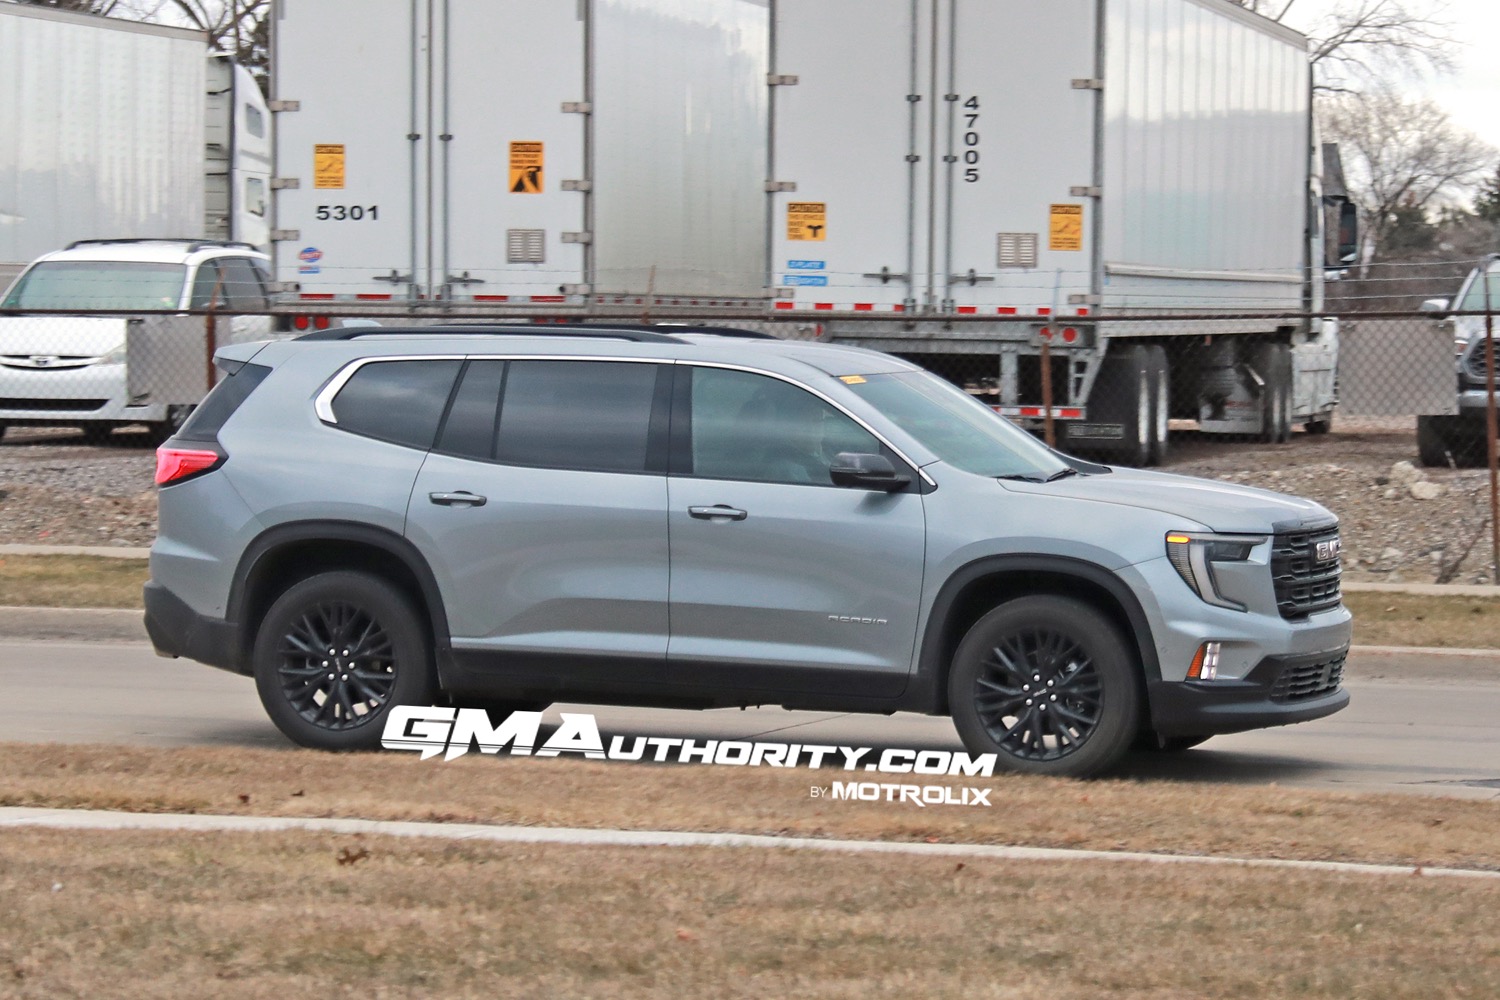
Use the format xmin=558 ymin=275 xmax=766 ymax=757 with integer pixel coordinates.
xmin=2 ymin=806 xmax=1497 ymax=882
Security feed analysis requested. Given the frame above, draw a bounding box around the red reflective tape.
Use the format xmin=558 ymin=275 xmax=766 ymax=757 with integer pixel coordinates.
xmin=299 ymin=293 xmax=335 ymax=300
xmin=1060 ymin=408 xmax=1083 ymax=419
xmin=957 ymin=306 xmax=977 ymax=315
xmin=529 ymin=295 xmax=566 ymax=303
xmin=1038 ymin=307 xmax=1051 ymax=316
xmin=814 ymin=303 xmax=834 ymax=311
xmin=355 ymin=294 xmax=392 ymax=301
xmin=997 ymin=307 xmax=1018 ymax=315
xmin=775 ymin=302 xmax=795 ymax=310
xmin=853 ymin=303 xmax=874 ymax=311
xmin=473 ymin=295 xmax=511 ymax=302
xmin=1076 ymin=307 xmax=1090 ymax=316
xmin=893 ymin=304 xmax=905 ymax=313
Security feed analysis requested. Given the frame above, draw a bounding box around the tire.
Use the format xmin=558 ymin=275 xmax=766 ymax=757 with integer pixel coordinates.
xmin=948 ymin=595 xmax=1142 ymax=778
xmin=1305 ymin=413 xmax=1332 ymax=435
xmin=1073 ymin=343 xmax=1153 ymax=467
xmin=1145 ymin=344 xmax=1170 ymax=466
xmin=78 ymin=424 xmax=114 ymax=445
xmin=1255 ymin=343 xmax=1292 ymax=444
xmin=253 ymin=570 xmax=436 ymax=751
xmin=1417 ymin=414 xmax=1453 ymax=467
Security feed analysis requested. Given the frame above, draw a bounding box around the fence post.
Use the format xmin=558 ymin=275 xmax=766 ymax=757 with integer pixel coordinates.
xmin=204 ymin=309 xmax=217 ymax=395
xmin=1485 ymin=288 xmax=1498 ymax=582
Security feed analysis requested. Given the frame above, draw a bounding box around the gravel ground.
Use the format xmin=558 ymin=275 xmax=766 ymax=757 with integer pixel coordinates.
xmin=0 ymin=418 xmax=1495 ymax=584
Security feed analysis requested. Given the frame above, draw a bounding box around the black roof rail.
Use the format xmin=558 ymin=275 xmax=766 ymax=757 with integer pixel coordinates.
xmin=64 ymin=238 xmax=261 ymax=253
xmin=554 ymin=323 xmax=777 ymax=340
xmin=294 ymin=325 xmax=690 ymax=344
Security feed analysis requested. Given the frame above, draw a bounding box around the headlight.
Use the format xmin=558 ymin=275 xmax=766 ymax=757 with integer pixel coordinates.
xmin=1165 ymin=532 xmax=1265 ymax=612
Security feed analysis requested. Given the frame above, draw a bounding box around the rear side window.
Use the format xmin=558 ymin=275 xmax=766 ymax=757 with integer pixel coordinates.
xmin=331 ymin=359 xmax=463 ymax=450
xmin=494 ymin=360 xmax=661 ymax=473
xmin=177 ymin=361 xmax=272 ymax=442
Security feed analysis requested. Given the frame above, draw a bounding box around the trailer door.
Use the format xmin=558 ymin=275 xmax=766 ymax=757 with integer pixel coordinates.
xmin=770 ymin=0 xmax=932 ymax=312
xmin=438 ymin=1 xmax=587 ymax=303
xmin=272 ymin=0 xmax=425 ymax=299
xmin=941 ymin=0 xmax=1098 ymax=314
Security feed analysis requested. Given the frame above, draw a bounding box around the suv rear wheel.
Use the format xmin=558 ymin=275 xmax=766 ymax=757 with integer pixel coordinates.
xmin=948 ymin=595 xmax=1141 ymax=777
xmin=253 ymin=570 xmax=434 ymax=750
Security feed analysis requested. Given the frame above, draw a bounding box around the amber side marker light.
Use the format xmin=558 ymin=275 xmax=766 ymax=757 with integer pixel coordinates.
xmin=1187 ymin=641 xmax=1223 ymax=681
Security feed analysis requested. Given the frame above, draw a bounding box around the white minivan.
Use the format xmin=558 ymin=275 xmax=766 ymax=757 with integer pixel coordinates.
xmin=0 ymin=238 xmax=273 ymax=441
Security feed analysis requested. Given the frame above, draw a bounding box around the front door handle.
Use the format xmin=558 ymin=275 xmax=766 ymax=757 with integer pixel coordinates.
xmin=429 ymin=491 xmax=487 ymax=507
xmin=688 ymin=505 xmax=747 ymax=521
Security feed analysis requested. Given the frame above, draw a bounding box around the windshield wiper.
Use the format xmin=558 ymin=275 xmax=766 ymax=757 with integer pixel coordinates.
xmin=1045 ymin=468 xmax=1080 ymax=482
xmin=996 ymin=474 xmax=1045 ymax=483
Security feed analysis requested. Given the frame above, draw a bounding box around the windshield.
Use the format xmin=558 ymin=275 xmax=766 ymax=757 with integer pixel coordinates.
xmin=845 ymin=370 xmax=1072 ymax=479
xmin=1 ymin=261 xmax=188 ymax=310
xmin=1458 ymin=269 xmax=1500 ymax=312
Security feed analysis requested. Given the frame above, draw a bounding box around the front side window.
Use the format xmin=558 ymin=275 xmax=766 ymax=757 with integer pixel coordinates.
xmin=1 ymin=261 xmax=187 ymax=310
xmin=219 ymin=257 xmax=270 ymax=310
xmin=1459 ymin=270 xmax=1500 ymax=311
xmin=330 ymin=359 xmax=463 ymax=450
xmin=684 ymin=367 xmax=881 ymax=486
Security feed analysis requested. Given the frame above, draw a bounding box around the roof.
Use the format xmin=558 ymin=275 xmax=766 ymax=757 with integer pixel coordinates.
xmin=36 ymin=240 xmax=268 ymax=266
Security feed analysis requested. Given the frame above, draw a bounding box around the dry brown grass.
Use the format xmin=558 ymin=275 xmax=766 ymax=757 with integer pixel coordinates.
xmin=3 ymin=743 xmax=1499 ymax=873
xmin=2 ymin=826 xmax=1498 ymax=999
xmin=1345 ymin=591 xmax=1500 ymax=649
xmin=0 ymin=554 xmax=145 ymax=609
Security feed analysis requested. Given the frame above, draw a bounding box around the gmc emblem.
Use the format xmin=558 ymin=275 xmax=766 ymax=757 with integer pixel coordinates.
xmin=1315 ymin=539 xmax=1341 ymax=563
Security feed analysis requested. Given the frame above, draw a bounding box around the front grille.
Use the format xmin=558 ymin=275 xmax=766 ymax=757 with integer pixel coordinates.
xmin=1270 ymin=651 xmax=1346 ymax=703
xmin=0 ymin=398 xmax=108 ymax=412
xmin=1270 ymin=525 xmax=1342 ymax=620
xmin=1465 ymin=340 xmax=1493 ymax=381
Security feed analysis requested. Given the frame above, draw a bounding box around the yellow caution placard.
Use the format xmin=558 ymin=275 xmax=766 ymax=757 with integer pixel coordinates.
xmin=787 ymin=202 xmax=827 ymax=241
xmin=314 ymin=144 xmax=345 ymax=190
xmin=509 ymin=141 xmax=544 ymax=194
xmin=1049 ymin=203 xmax=1083 ymax=251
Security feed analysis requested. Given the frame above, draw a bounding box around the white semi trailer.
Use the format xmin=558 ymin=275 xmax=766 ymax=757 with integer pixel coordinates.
xmin=267 ymin=0 xmax=1351 ymax=462
xmin=0 ymin=3 xmax=271 ymax=286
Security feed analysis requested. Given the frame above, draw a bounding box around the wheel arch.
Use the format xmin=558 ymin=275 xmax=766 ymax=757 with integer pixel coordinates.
xmin=906 ymin=555 xmax=1161 ymax=715
xmin=227 ymin=521 xmax=451 ymax=676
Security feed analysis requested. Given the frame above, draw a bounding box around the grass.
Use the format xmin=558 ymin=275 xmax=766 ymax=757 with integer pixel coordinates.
xmin=3 ymin=827 xmax=1498 ymax=998
xmin=0 ymin=554 xmax=1498 ymax=650
xmin=0 ymin=554 xmax=146 ymax=609
xmin=3 ymin=743 xmax=1499 ymax=873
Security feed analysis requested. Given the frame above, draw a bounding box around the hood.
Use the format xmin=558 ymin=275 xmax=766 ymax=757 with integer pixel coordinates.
xmin=998 ymin=466 xmax=1336 ymax=534
xmin=0 ymin=316 xmax=131 ymax=356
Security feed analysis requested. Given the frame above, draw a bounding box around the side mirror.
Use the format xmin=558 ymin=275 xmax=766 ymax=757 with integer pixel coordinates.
xmin=1420 ymin=298 xmax=1451 ymax=314
xmin=830 ymin=452 xmax=911 ymax=492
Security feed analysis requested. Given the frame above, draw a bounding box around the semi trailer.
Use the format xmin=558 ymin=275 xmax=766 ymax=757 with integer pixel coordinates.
xmin=265 ymin=0 xmax=1353 ymax=463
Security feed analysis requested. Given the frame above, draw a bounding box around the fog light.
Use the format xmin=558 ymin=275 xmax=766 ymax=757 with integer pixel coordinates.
xmin=1188 ymin=641 xmax=1222 ymax=681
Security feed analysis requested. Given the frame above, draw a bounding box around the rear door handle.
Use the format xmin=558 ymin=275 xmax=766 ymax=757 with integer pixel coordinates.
xmin=429 ymin=491 xmax=487 ymax=507
xmin=688 ymin=505 xmax=747 ymax=521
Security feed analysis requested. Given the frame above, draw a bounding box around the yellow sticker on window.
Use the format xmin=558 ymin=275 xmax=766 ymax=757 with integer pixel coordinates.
xmin=839 ymin=375 xmax=868 ymax=384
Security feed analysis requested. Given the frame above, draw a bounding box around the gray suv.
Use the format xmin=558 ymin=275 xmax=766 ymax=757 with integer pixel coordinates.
xmin=145 ymin=326 xmax=1351 ymax=776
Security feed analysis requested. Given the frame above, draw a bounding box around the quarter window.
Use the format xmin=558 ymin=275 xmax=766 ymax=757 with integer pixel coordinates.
xmin=330 ymin=359 xmax=463 ymax=449
xmin=493 ymin=360 xmax=661 ymax=473
xmin=684 ymin=367 xmax=881 ymax=485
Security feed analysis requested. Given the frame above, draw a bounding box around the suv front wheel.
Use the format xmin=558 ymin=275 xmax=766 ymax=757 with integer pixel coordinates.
xmin=253 ymin=570 xmax=435 ymax=750
xmin=948 ymin=595 xmax=1141 ymax=778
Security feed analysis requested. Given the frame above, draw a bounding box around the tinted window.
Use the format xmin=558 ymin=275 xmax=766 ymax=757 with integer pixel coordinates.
xmin=436 ymin=360 xmax=506 ymax=460
xmin=190 ymin=261 xmax=227 ymax=309
xmin=331 ymin=359 xmax=463 ymax=449
xmin=686 ymin=367 xmax=880 ymax=486
xmin=176 ymin=361 xmax=272 ymax=442
xmin=495 ymin=361 xmax=659 ymax=473
xmin=219 ymin=257 xmax=269 ymax=310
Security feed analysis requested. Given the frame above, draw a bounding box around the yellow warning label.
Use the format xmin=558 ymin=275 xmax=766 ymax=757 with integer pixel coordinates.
xmin=314 ymin=144 xmax=345 ymax=190
xmin=1049 ymin=203 xmax=1083 ymax=251
xmin=787 ymin=202 xmax=827 ymax=241
xmin=509 ymin=141 xmax=544 ymax=194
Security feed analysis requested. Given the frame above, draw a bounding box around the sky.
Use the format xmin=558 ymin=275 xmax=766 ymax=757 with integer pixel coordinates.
xmin=1425 ymin=0 xmax=1500 ymax=150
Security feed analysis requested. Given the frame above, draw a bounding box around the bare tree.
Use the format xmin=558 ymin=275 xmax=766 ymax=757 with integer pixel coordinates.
xmin=1228 ymin=0 xmax=1458 ymax=91
xmin=160 ymin=0 xmax=270 ymax=87
xmin=1324 ymin=86 xmax=1494 ymax=257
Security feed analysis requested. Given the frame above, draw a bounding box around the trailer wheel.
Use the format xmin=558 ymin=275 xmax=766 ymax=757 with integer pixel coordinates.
xmin=1255 ymin=343 xmax=1292 ymax=444
xmin=1305 ymin=413 xmax=1333 ymax=435
xmin=1146 ymin=344 xmax=1170 ymax=465
xmin=1075 ymin=344 xmax=1154 ymax=467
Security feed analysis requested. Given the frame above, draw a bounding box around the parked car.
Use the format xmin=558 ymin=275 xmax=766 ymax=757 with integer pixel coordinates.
xmin=0 ymin=238 xmax=273 ymax=440
xmin=145 ymin=325 xmax=1351 ymax=776
xmin=1417 ymin=255 xmax=1498 ymax=467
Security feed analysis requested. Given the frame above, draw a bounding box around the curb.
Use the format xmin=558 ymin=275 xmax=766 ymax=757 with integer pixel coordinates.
xmin=0 ymin=544 xmax=150 ymax=559
xmin=2 ymin=806 xmax=1496 ymax=882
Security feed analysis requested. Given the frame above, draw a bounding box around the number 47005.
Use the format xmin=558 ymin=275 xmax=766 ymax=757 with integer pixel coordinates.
xmin=315 ymin=205 xmax=379 ymax=221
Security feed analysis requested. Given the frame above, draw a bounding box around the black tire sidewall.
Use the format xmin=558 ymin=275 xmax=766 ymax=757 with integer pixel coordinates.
xmin=948 ymin=595 xmax=1141 ymax=777
xmin=253 ymin=570 xmax=435 ymax=750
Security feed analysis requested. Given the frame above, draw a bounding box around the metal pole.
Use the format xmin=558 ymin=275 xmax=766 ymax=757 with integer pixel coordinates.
xmin=1043 ymin=268 xmax=1061 ymax=449
xmin=204 ymin=310 xmax=217 ymax=393
xmin=1484 ymin=272 xmax=1498 ymax=581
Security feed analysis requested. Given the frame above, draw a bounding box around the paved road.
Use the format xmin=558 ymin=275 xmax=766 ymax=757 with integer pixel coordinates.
xmin=3 ymin=639 xmax=1498 ymax=800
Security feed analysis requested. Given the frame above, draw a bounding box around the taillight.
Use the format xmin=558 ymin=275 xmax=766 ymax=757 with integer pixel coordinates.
xmin=155 ymin=446 xmax=224 ymax=485
xmin=314 ymin=315 xmax=332 ymax=330
xmin=293 ymin=315 xmax=311 ymax=330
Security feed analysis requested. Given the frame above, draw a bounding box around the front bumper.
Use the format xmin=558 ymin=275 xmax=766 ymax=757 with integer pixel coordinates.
xmin=1146 ymin=646 xmax=1350 ymax=736
xmin=143 ymin=580 xmax=246 ymax=675
xmin=0 ymin=362 xmax=165 ymax=424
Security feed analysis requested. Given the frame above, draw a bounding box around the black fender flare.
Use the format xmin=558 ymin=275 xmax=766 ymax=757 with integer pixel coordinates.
xmin=903 ymin=554 xmax=1161 ymax=714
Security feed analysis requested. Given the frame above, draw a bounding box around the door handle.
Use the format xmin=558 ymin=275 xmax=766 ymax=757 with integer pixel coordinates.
xmin=429 ymin=491 xmax=487 ymax=507
xmin=688 ymin=505 xmax=747 ymax=521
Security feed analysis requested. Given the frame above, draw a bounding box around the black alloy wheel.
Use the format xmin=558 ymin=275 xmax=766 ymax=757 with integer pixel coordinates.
xmin=949 ymin=595 xmax=1140 ymax=777
xmin=254 ymin=571 xmax=434 ymax=750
